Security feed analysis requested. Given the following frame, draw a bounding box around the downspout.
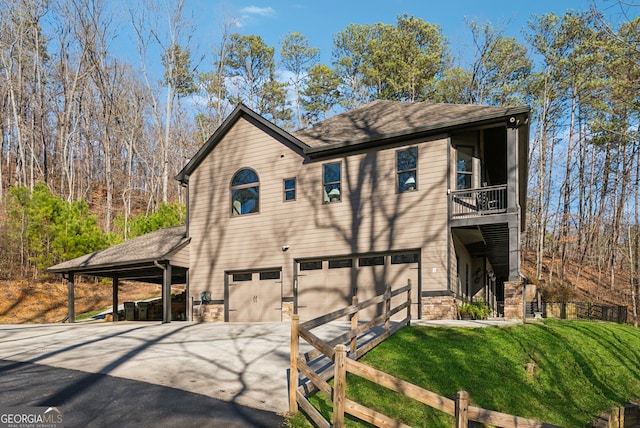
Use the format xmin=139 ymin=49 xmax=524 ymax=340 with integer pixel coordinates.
xmin=446 ymin=135 xmax=452 ymax=298
xmin=181 ymin=180 xmax=190 ymax=237
xmin=522 ymin=274 xmax=527 ymax=323
xmin=180 ymin=179 xmax=190 ymax=320
xmin=154 ymin=260 xmax=166 ymax=271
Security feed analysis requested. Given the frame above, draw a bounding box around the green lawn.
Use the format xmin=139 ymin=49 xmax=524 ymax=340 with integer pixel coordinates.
xmin=291 ymin=320 xmax=640 ymax=427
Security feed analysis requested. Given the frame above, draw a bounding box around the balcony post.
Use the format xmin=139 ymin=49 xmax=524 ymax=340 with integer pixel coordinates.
xmin=506 ymin=117 xmax=519 ymax=213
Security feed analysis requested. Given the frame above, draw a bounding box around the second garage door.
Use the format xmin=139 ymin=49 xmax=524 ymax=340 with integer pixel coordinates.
xmin=296 ymin=252 xmax=420 ymax=322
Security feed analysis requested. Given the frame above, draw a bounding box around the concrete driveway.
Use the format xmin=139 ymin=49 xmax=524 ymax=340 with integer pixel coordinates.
xmin=0 ymin=319 xmax=516 ymax=417
xmin=0 ymin=321 xmax=302 ymax=414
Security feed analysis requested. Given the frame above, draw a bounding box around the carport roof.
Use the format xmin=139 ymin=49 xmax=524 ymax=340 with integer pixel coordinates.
xmin=47 ymin=226 xmax=189 ymax=284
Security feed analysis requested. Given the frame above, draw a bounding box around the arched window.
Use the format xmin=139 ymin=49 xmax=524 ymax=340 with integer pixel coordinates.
xmin=230 ymin=168 xmax=260 ymax=216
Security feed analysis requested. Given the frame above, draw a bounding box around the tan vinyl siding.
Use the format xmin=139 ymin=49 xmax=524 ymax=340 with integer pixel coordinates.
xmin=189 ymin=118 xmax=304 ymax=299
xmin=188 ymin=117 xmax=451 ymax=306
xmin=169 ymin=244 xmax=190 ymax=268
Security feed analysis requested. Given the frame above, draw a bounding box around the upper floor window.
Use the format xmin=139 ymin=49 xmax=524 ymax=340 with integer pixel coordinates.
xmin=284 ymin=178 xmax=296 ymax=202
xmin=323 ymin=162 xmax=341 ymax=203
xmin=456 ymin=146 xmax=474 ymax=190
xmin=231 ymin=168 xmax=259 ymax=216
xmin=397 ymin=147 xmax=417 ymax=192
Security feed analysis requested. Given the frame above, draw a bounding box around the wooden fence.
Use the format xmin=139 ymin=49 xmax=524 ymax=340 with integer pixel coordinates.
xmin=542 ymin=302 xmax=629 ymax=324
xmin=289 ymin=282 xmax=562 ymax=428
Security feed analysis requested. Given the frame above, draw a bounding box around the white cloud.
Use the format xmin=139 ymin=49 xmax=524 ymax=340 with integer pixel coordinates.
xmin=240 ymin=6 xmax=275 ymax=17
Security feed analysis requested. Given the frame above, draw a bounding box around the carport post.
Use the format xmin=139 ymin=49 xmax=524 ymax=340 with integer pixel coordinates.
xmin=162 ymin=263 xmax=172 ymax=323
xmin=67 ymin=274 xmax=75 ymax=323
xmin=112 ymin=277 xmax=119 ymax=322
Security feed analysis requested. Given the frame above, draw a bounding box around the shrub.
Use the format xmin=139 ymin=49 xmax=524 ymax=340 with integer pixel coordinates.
xmin=458 ymin=301 xmax=491 ymax=319
xmin=540 ymin=283 xmax=576 ymax=303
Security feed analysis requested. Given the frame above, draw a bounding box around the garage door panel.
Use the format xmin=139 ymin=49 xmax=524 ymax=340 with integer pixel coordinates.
xmin=387 ymin=254 xmax=419 ymax=321
xmin=297 ymin=260 xmax=352 ymax=321
xmin=228 ymin=273 xmax=255 ymax=322
xmin=227 ymin=270 xmax=282 ymax=322
xmin=357 ymin=257 xmax=386 ymax=321
xmin=255 ymin=278 xmax=282 ymax=322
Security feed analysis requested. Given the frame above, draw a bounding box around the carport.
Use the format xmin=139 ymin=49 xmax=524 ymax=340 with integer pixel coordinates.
xmin=48 ymin=226 xmax=190 ymax=323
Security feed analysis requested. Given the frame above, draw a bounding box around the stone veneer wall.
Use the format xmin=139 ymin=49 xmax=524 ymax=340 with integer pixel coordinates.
xmin=200 ymin=303 xmax=224 ymax=322
xmin=281 ymin=301 xmax=294 ymax=322
xmin=421 ymin=295 xmax=458 ymax=320
xmin=503 ymin=280 xmax=524 ymax=321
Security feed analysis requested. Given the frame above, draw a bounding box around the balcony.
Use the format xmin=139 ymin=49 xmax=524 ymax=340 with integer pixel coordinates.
xmin=450 ymin=185 xmax=507 ymax=219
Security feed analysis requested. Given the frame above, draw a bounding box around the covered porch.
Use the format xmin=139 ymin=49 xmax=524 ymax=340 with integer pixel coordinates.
xmin=48 ymin=226 xmax=190 ymax=323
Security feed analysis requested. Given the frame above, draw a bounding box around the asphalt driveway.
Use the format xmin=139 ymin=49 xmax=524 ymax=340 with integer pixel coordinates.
xmin=0 ymin=359 xmax=286 ymax=427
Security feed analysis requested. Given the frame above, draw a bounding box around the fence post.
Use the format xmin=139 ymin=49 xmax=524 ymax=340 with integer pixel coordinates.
xmin=407 ymin=279 xmax=412 ymax=326
xmin=289 ymin=314 xmax=299 ymax=414
xmin=350 ymin=296 xmax=359 ymax=356
xmin=455 ymin=390 xmax=469 ymax=428
xmin=333 ymin=344 xmax=347 ymax=428
xmin=385 ymin=284 xmax=391 ymax=333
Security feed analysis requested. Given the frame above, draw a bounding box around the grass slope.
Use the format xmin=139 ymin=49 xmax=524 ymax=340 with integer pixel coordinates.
xmin=301 ymin=320 xmax=640 ymax=427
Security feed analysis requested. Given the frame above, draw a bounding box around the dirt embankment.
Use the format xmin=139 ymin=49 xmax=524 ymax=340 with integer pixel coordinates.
xmin=0 ymin=279 xmax=160 ymax=324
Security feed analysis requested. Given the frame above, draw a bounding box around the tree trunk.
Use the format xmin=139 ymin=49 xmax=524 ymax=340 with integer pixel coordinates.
xmin=559 ymin=85 xmax=577 ymax=283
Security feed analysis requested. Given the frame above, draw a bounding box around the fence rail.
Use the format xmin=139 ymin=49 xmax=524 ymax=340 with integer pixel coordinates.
xmin=542 ymin=302 xmax=628 ymax=324
xmin=289 ymin=281 xmax=561 ymax=428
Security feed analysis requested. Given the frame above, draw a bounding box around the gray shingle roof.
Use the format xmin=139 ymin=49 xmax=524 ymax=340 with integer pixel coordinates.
xmin=48 ymin=226 xmax=188 ymax=273
xmin=293 ymin=100 xmax=529 ymax=148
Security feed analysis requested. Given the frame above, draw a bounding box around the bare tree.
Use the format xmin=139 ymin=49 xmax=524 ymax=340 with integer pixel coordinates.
xmin=130 ymin=0 xmax=196 ymax=205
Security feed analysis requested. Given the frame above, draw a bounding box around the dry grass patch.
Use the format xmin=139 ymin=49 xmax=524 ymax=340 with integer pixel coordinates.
xmin=0 ymin=279 xmax=160 ymax=323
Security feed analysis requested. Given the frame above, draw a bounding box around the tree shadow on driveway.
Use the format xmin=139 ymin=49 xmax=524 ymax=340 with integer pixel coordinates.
xmin=0 ymin=359 xmax=285 ymax=427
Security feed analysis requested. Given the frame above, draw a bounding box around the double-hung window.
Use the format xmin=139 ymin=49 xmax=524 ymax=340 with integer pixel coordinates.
xmin=283 ymin=178 xmax=296 ymax=201
xmin=323 ymin=162 xmax=341 ymax=203
xmin=397 ymin=147 xmax=417 ymax=192
xmin=456 ymin=146 xmax=474 ymax=190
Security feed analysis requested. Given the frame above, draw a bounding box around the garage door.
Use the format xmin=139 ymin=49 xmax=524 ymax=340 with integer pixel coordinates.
xmin=296 ymin=253 xmax=420 ymax=322
xmin=227 ymin=270 xmax=282 ymax=322
xmin=296 ymin=259 xmax=353 ymax=321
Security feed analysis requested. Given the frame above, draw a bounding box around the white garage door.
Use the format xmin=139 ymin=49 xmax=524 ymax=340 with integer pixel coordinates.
xmin=227 ymin=270 xmax=282 ymax=322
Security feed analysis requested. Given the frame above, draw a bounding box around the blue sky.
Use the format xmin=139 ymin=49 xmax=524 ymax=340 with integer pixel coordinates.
xmin=180 ymin=0 xmax=636 ymax=67
xmin=103 ymin=0 xmax=639 ymax=84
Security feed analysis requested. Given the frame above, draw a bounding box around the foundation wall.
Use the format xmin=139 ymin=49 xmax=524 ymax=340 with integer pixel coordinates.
xmin=504 ymin=280 xmax=524 ymax=321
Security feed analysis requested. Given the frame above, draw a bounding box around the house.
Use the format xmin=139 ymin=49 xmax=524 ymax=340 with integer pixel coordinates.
xmin=175 ymin=100 xmax=530 ymax=322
